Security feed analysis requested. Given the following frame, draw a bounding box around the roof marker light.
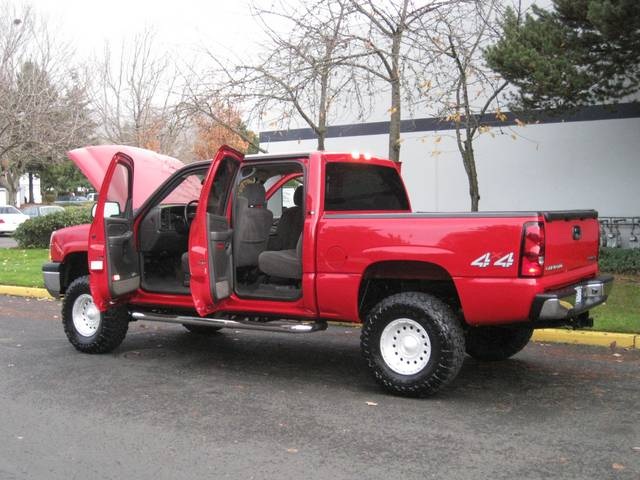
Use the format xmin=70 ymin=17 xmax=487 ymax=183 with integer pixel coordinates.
xmin=351 ymin=151 xmax=359 ymax=159
xmin=363 ymin=152 xmax=372 ymax=160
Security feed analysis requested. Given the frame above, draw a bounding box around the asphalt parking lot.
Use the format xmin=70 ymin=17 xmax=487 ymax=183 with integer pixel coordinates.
xmin=1 ymin=295 xmax=638 ymax=480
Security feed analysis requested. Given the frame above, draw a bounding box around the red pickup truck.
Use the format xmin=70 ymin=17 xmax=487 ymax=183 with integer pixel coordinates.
xmin=43 ymin=145 xmax=612 ymax=397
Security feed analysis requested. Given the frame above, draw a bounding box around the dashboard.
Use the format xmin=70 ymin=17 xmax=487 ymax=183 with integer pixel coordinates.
xmin=138 ymin=204 xmax=189 ymax=253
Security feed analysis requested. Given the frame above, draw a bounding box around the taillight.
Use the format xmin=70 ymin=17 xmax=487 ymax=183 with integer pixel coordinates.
xmin=520 ymin=221 xmax=545 ymax=277
xmin=0 ymin=218 xmax=4 ymax=223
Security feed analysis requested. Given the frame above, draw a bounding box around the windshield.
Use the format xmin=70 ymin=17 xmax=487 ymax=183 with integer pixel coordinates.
xmin=0 ymin=206 xmax=21 ymax=214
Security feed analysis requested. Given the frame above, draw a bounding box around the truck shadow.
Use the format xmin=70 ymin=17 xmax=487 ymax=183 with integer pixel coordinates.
xmin=118 ymin=323 xmax=610 ymax=406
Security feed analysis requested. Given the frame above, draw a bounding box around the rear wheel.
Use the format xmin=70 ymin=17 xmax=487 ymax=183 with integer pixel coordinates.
xmin=465 ymin=326 xmax=533 ymax=361
xmin=62 ymin=276 xmax=129 ymax=353
xmin=361 ymin=292 xmax=465 ymax=397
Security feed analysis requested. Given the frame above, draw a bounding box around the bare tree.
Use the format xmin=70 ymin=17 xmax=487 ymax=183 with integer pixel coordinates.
xmin=344 ymin=0 xmax=453 ymax=162
xmin=0 ymin=3 xmax=92 ymax=206
xmin=190 ymin=0 xmax=365 ymax=153
xmin=92 ymin=29 xmax=189 ymax=156
xmin=417 ymin=0 xmax=513 ymax=211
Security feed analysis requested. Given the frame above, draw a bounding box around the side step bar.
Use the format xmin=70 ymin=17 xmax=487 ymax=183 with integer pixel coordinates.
xmin=130 ymin=311 xmax=327 ymax=334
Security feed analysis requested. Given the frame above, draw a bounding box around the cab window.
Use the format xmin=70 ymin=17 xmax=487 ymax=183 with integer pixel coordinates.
xmin=324 ymin=163 xmax=409 ymax=211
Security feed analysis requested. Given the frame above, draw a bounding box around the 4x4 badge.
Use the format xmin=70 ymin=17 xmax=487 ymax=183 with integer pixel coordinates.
xmin=471 ymin=252 xmax=514 ymax=268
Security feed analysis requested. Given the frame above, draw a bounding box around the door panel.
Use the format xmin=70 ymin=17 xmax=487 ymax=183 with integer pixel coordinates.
xmin=189 ymin=146 xmax=243 ymax=316
xmin=88 ymin=153 xmax=139 ymax=311
xmin=207 ymin=215 xmax=234 ymax=300
xmin=106 ymin=216 xmax=139 ymax=296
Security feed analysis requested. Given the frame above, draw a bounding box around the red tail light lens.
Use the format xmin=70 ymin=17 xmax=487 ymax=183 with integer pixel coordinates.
xmin=520 ymin=221 xmax=545 ymax=277
xmin=0 ymin=219 xmax=4 ymax=223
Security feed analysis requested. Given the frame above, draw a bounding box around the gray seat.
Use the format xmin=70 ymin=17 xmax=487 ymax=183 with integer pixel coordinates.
xmin=259 ymin=234 xmax=302 ymax=280
xmin=233 ymin=183 xmax=273 ymax=268
xmin=269 ymin=186 xmax=304 ymax=251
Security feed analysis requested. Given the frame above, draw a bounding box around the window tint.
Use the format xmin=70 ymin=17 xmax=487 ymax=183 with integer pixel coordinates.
xmin=107 ymin=163 xmax=131 ymax=215
xmin=324 ymin=163 xmax=409 ymax=211
xmin=208 ymin=156 xmax=237 ymax=215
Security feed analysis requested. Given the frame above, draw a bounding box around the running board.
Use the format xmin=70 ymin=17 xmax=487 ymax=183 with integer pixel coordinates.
xmin=130 ymin=311 xmax=327 ymax=334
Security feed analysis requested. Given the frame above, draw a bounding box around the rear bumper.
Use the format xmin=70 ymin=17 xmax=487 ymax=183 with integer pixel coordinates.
xmin=530 ymin=275 xmax=613 ymax=322
xmin=42 ymin=262 xmax=62 ymax=298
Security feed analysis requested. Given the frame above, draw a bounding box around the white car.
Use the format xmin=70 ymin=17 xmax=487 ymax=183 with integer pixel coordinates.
xmin=0 ymin=205 xmax=30 ymax=235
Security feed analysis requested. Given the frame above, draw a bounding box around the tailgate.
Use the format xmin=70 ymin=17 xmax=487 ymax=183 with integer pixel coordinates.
xmin=542 ymin=210 xmax=599 ymax=276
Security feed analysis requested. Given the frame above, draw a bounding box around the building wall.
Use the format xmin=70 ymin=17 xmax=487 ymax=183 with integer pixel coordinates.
xmin=260 ymin=115 xmax=640 ymax=217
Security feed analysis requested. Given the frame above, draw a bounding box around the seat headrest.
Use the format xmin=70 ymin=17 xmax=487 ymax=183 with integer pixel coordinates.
xmin=293 ymin=185 xmax=303 ymax=207
xmin=241 ymin=183 xmax=266 ymax=207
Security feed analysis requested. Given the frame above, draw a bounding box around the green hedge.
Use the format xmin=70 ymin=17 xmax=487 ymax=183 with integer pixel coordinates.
xmin=599 ymin=248 xmax=640 ymax=275
xmin=14 ymin=207 xmax=92 ymax=248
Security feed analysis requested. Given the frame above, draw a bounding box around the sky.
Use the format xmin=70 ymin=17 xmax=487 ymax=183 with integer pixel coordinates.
xmin=25 ymin=0 xmax=264 ymax=60
xmin=21 ymin=0 xmax=550 ymax=130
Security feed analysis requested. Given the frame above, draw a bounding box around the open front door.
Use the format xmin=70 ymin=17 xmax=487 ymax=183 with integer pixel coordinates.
xmin=88 ymin=153 xmax=139 ymax=311
xmin=188 ymin=146 xmax=243 ymax=316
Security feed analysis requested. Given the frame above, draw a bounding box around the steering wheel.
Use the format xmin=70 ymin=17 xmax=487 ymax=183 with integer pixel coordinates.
xmin=184 ymin=199 xmax=199 ymax=226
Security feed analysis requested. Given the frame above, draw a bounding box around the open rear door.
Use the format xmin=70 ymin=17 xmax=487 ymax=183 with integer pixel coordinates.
xmin=188 ymin=146 xmax=243 ymax=316
xmin=88 ymin=153 xmax=139 ymax=311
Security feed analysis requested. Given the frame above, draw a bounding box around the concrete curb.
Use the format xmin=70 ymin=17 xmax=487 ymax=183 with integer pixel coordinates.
xmin=0 ymin=285 xmax=52 ymax=299
xmin=531 ymin=329 xmax=638 ymax=349
xmin=0 ymin=285 xmax=637 ymax=349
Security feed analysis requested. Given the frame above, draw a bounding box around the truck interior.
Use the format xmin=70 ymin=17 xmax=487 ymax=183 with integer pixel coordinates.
xmin=135 ymin=160 xmax=304 ymax=301
xmin=234 ymin=162 xmax=304 ymax=300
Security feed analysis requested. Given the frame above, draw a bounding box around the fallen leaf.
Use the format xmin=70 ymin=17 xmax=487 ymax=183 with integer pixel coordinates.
xmin=366 ymin=401 xmax=378 ymax=406
xmin=612 ymin=353 xmax=621 ymax=357
xmin=632 ymin=447 xmax=640 ymax=452
xmin=286 ymin=448 xmax=298 ymax=453
xmin=612 ymin=463 xmax=625 ymax=470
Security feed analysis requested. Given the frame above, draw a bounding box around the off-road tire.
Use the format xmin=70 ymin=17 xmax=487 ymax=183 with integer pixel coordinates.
xmin=465 ymin=326 xmax=533 ymax=361
xmin=182 ymin=324 xmax=223 ymax=335
xmin=62 ymin=276 xmax=129 ymax=353
xmin=361 ymin=292 xmax=465 ymax=397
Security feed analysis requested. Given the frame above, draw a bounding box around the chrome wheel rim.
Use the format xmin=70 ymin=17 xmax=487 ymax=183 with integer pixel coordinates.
xmin=72 ymin=294 xmax=100 ymax=337
xmin=380 ymin=318 xmax=431 ymax=375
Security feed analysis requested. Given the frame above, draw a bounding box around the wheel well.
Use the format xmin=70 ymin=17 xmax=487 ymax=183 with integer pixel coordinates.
xmin=61 ymin=252 xmax=88 ymax=294
xmin=358 ymin=261 xmax=462 ymax=321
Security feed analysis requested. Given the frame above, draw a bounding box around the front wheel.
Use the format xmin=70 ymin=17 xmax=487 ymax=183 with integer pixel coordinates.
xmin=62 ymin=276 xmax=129 ymax=353
xmin=465 ymin=326 xmax=533 ymax=361
xmin=361 ymin=292 xmax=465 ymax=397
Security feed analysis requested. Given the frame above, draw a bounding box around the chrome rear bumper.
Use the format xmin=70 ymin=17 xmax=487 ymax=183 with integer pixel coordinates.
xmin=531 ymin=275 xmax=614 ymax=321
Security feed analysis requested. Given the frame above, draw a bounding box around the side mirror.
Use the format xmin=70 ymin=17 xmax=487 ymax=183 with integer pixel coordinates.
xmin=91 ymin=201 xmax=121 ymax=218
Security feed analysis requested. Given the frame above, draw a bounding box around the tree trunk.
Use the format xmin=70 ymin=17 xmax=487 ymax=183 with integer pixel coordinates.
xmin=388 ymin=78 xmax=401 ymax=162
xmin=317 ymin=134 xmax=325 ymax=151
xmin=1 ymin=172 xmax=20 ymax=207
xmin=464 ymin=143 xmax=480 ymax=212
xmin=28 ymin=172 xmax=34 ymax=203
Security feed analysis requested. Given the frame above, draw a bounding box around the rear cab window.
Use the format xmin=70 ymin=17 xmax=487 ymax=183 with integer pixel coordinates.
xmin=324 ymin=162 xmax=410 ymax=212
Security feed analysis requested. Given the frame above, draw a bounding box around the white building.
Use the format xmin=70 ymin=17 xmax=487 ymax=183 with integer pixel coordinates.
xmin=0 ymin=174 xmax=42 ymax=207
xmin=259 ymin=103 xmax=640 ymax=218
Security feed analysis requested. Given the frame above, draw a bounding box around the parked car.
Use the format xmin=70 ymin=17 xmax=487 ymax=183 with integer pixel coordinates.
xmin=22 ymin=205 xmax=65 ymax=218
xmin=86 ymin=193 xmax=98 ymax=201
xmin=43 ymin=145 xmax=612 ymax=397
xmin=54 ymin=195 xmax=88 ymax=205
xmin=0 ymin=205 xmax=29 ymax=235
